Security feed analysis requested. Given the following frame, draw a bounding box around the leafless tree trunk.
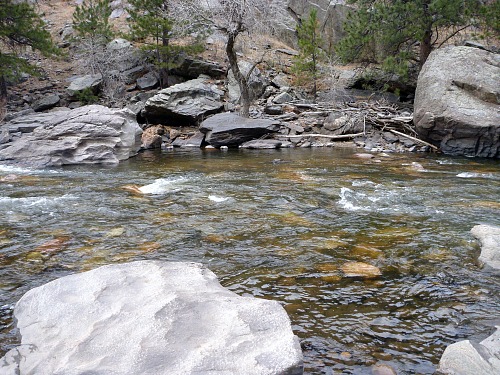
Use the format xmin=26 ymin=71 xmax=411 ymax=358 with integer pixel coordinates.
xmin=176 ymin=0 xmax=286 ymax=117
xmin=0 ymin=76 xmax=7 ymax=122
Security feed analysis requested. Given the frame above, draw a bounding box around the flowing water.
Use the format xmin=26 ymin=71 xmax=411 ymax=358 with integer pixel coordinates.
xmin=1 ymin=147 xmax=499 ymax=374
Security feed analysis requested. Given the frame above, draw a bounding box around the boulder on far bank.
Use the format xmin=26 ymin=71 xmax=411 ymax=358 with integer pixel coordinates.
xmin=67 ymin=74 xmax=103 ymax=97
xmin=142 ymin=77 xmax=224 ymax=124
xmin=0 ymin=260 xmax=303 ymax=375
xmin=414 ymin=46 xmax=500 ymax=158
xmin=0 ymin=105 xmax=142 ymax=167
xmin=200 ymin=112 xmax=280 ymax=148
xmin=471 ymin=224 xmax=500 ymax=270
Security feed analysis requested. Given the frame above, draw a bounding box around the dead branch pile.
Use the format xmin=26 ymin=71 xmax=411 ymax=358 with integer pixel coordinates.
xmin=292 ymin=100 xmax=439 ymax=151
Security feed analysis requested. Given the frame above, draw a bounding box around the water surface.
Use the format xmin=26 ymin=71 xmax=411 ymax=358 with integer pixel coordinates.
xmin=1 ymin=147 xmax=499 ymax=374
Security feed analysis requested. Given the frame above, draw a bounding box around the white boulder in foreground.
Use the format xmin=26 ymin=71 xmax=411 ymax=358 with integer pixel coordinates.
xmin=0 ymin=261 xmax=303 ymax=375
xmin=471 ymin=224 xmax=500 ymax=270
xmin=437 ymin=326 xmax=500 ymax=375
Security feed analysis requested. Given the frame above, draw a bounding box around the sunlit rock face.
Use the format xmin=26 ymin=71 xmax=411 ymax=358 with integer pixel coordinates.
xmin=438 ymin=326 xmax=500 ymax=375
xmin=0 ymin=261 xmax=303 ymax=375
xmin=414 ymin=46 xmax=500 ymax=158
xmin=471 ymin=224 xmax=500 ymax=270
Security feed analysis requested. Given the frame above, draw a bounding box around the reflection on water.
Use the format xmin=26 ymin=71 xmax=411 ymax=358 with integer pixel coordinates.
xmin=1 ymin=148 xmax=499 ymax=374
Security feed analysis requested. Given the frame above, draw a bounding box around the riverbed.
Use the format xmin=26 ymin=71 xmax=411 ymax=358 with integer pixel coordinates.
xmin=1 ymin=147 xmax=499 ymax=374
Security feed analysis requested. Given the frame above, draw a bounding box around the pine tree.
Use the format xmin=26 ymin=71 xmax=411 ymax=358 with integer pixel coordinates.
xmin=336 ymin=0 xmax=500 ymax=77
xmin=72 ymin=0 xmax=114 ymax=76
xmin=127 ymin=0 xmax=204 ymax=88
xmin=72 ymin=0 xmax=114 ymax=43
xmin=292 ymin=9 xmax=325 ymax=102
xmin=0 ymin=0 xmax=58 ymax=116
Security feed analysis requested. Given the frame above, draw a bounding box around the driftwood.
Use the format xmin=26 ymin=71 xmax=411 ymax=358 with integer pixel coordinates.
xmin=279 ymin=99 xmax=438 ymax=151
xmin=276 ymin=133 xmax=364 ymax=140
xmin=388 ymin=129 xmax=439 ymax=151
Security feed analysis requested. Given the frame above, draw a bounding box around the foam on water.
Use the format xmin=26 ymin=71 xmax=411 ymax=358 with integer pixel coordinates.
xmin=0 ymin=194 xmax=78 ymax=208
xmin=0 ymin=164 xmax=34 ymax=174
xmin=456 ymin=172 xmax=495 ymax=179
xmin=208 ymin=195 xmax=229 ymax=203
xmin=138 ymin=177 xmax=188 ymax=195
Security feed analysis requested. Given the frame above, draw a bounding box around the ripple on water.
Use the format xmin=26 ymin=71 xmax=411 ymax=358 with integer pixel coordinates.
xmin=0 ymin=149 xmax=499 ymax=374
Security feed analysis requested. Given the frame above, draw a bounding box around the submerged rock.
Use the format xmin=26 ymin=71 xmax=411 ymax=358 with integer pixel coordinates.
xmin=414 ymin=46 xmax=500 ymax=158
xmin=0 ymin=105 xmax=142 ymax=167
xmin=341 ymin=262 xmax=381 ymax=278
xmin=471 ymin=224 xmax=500 ymax=270
xmin=437 ymin=326 xmax=500 ymax=375
xmin=0 ymin=261 xmax=303 ymax=375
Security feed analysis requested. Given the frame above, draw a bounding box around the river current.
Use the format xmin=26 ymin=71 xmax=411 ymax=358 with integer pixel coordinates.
xmin=1 ymin=147 xmax=499 ymax=374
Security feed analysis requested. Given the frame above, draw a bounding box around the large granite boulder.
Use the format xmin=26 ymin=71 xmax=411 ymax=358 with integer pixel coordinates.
xmin=414 ymin=46 xmax=500 ymax=158
xmin=0 ymin=105 xmax=142 ymax=167
xmin=437 ymin=326 xmax=500 ymax=375
xmin=287 ymin=0 xmax=352 ymax=53
xmin=142 ymin=78 xmax=224 ymax=124
xmin=0 ymin=261 xmax=303 ymax=375
xmin=471 ymin=224 xmax=500 ymax=270
xmin=200 ymin=112 xmax=280 ymax=147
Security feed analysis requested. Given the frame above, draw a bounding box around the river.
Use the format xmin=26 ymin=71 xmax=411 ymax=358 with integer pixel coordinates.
xmin=1 ymin=147 xmax=499 ymax=374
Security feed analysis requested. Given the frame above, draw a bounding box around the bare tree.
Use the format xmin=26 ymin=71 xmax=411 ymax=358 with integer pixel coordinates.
xmin=176 ymin=0 xmax=286 ymax=117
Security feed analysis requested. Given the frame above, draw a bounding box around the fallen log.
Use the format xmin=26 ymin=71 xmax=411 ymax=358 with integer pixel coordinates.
xmin=275 ymin=132 xmax=364 ymax=140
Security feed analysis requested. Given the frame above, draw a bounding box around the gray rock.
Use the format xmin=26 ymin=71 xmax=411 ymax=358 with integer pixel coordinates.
xmin=287 ymin=0 xmax=352 ymax=53
xmin=0 ymin=127 xmax=10 ymax=144
xmin=143 ymin=78 xmax=224 ymax=124
xmin=107 ymin=38 xmax=143 ymax=75
xmin=0 ymin=105 xmax=142 ymax=167
xmin=0 ymin=261 xmax=303 ymax=375
xmin=228 ymin=61 xmax=268 ymax=103
xmin=271 ymin=73 xmax=290 ymax=89
xmin=173 ymin=57 xmax=225 ymax=79
xmin=471 ymin=224 xmax=500 ymax=270
xmin=438 ymin=326 xmax=500 ymax=375
xmin=32 ymin=94 xmax=60 ymax=112
xmin=265 ymin=105 xmax=284 ymax=115
xmin=414 ymin=46 xmax=500 ymax=158
xmin=3 ymin=108 xmax=35 ymax=122
xmin=200 ymin=112 xmax=280 ymax=147
xmin=323 ymin=113 xmax=363 ymax=135
xmin=123 ymin=65 xmax=148 ymax=85
xmin=136 ymin=72 xmax=159 ymax=90
xmin=67 ymin=74 xmax=102 ymax=97
xmin=273 ymin=92 xmax=294 ymax=104
xmin=240 ymin=139 xmax=282 ymax=149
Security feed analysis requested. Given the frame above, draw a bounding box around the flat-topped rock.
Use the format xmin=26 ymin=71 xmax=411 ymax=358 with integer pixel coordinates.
xmin=471 ymin=224 xmax=500 ymax=270
xmin=200 ymin=112 xmax=280 ymax=147
xmin=0 ymin=261 xmax=303 ymax=375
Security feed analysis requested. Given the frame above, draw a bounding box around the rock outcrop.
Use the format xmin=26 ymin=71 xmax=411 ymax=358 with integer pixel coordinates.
xmin=414 ymin=46 xmax=500 ymax=158
xmin=142 ymin=78 xmax=224 ymax=124
xmin=471 ymin=224 xmax=500 ymax=270
xmin=287 ymin=0 xmax=352 ymax=53
xmin=200 ymin=112 xmax=280 ymax=147
xmin=437 ymin=326 xmax=500 ymax=375
xmin=0 ymin=105 xmax=142 ymax=167
xmin=0 ymin=261 xmax=303 ymax=375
